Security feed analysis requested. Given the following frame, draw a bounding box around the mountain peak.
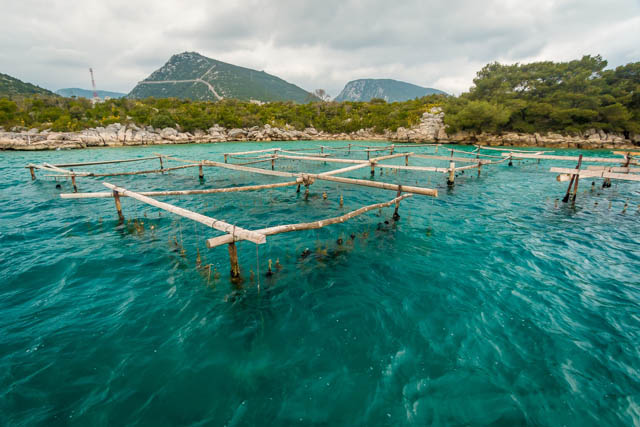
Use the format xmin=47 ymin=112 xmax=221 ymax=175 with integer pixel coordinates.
xmin=335 ymin=78 xmax=446 ymax=102
xmin=128 ymin=52 xmax=318 ymax=103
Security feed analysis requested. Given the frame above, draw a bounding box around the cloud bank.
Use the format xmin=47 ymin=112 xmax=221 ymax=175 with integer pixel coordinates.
xmin=1 ymin=0 xmax=638 ymax=96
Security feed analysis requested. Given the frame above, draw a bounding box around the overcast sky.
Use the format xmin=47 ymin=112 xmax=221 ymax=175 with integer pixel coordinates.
xmin=1 ymin=0 xmax=639 ymax=97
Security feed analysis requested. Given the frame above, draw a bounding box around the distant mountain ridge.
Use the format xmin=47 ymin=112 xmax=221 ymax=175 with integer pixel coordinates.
xmin=334 ymin=78 xmax=446 ymax=102
xmin=0 ymin=72 xmax=56 ymax=97
xmin=128 ymin=52 xmax=319 ymax=103
xmin=56 ymin=88 xmax=126 ymax=99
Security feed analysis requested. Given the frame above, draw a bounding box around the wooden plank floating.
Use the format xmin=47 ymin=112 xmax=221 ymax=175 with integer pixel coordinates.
xmin=206 ymin=194 xmax=413 ymax=248
xmin=102 ymin=182 xmax=267 ymax=244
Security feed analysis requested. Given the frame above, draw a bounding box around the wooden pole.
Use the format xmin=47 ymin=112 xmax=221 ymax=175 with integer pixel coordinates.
xmin=562 ymin=155 xmax=582 ymax=203
xmin=224 ymin=154 xmax=228 ymax=163
xmin=207 ymin=194 xmax=412 ymax=248
xmin=367 ymin=150 xmax=370 ymax=160
xmin=29 ymin=166 xmax=36 ymax=180
xmin=271 ymin=157 xmax=275 ymax=171
xmin=102 ymin=183 xmax=267 ymax=244
xmin=113 ymin=190 xmax=124 ymax=222
xmin=570 ymin=154 xmax=583 ymax=203
xmin=370 ymin=164 xmax=375 ymax=176
xmin=159 ymin=156 xmax=164 ymax=172
xmin=447 ymin=161 xmax=455 ymax=185
xmin=477 ymin=162 xmax=482 ymax=177
xmin=51 ymin=156 xmax=161 ymax=168
xmin=61 ymin=180 xmax=302 ymax=199
xmin=348 ymin=143 xmax=351 ymax=154
xmin=199 ymin=163 xmax=204 ymax=179
xmin=158 ymin=154 xmax=438 ymax=197
xmin=71 ymin=174 xmax=78 ymax=193
xmin=405 ymin=155 xmax=409 ymax=166
xmin=228 ymin=242 xmax=241 ymax=279
xmin=393 ymin=188 xmax=402 ymax=220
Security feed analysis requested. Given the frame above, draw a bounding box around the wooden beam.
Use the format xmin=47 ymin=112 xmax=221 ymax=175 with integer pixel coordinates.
xmin=503 ymin=153 xmax=626 ymax=163
xmin=375 ymin=164 xmax=448 ymax=173
xmin=310 ymin=173 xmax=438 ymax=197
xmin=159 ymin=154 xmax=438 ymax=197
xmin=276 ymin=154 xmax=363 ymax=164
xmin=476 ymin=145 xmax=551 ymax=154
xmin=157 ymin=154 xmax=297 ymax=178
xmin=206 ymin=194 xmax=413 ymax=248
xmin=550 ymin=167 xmax=640 ymax=182
xmin=410 ymin=154 xmax=481 ymax=163
xmin=585 ymin=165 xmax=640 ymax=173
xmin=319 ymin=163 xmax=371 ymax=176
xmin=223 ymin=148 xmax=280 ymax=156
xmin=60 ymin=180 xmax=303 ymax=199
xmin=51 ymin=156 xmax=161 ymax=168
xmin=102 ymin=182 xmax=267 ymax=244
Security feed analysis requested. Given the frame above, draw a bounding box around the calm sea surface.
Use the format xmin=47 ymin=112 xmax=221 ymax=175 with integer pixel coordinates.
xmin=1 ymin=141 xmax=639 ymax=426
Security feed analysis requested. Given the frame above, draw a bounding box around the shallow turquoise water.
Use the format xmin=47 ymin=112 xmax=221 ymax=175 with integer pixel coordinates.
xmin=1 ymin=141 xmax=639 ymax=426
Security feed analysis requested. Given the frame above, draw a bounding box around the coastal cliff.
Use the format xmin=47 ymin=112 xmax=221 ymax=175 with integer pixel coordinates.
xmin=1 ymin=108 xmax=638 ymax=151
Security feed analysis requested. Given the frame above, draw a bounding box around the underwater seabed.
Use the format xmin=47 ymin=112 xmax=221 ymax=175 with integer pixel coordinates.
xmin=1 ymin=141 xmax=639 ymax=425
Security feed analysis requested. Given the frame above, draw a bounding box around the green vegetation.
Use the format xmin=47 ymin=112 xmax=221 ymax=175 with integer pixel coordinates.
xmin=444 ymin=55 xmax=640 ymax=135
xmin=0 ymin=95 xmax=437 ymax=133
xmin=0 ymin=72 xmax=56 ymax=97
xmin=1 ymin=55 xmax=638 ymax=137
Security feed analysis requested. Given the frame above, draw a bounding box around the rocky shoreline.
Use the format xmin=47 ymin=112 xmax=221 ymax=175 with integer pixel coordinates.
xmin=1 ymin=108 xmax=638 ymax=151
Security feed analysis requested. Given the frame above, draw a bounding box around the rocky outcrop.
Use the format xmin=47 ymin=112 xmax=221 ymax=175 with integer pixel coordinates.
xmin=1 ymin=108 xmax=638 ymax=150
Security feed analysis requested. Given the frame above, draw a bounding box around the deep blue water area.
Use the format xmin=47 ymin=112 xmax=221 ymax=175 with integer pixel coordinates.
xmin=1 ymin=141 xmax=639 ymax=425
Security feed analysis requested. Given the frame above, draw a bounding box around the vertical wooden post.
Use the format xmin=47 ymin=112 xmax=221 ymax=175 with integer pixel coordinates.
xmin=447 ymin=161 xmax=455 ymax=185
xmin=348 ymin=143 xmax=351 ymax=154
xmin=199 ymin=163 xmax=204 ymax=179
xmin=389 ymin=145 xmax=394 ymax=155
xmin=271 ymin=158 xmax=275 ymax=171
xmin=321 ymin=146 xmax=324 ymax=155
xmin=370 ymin=163 xmax=375 ymax=176
xmin=367 ymin=150 xmax=370 ymax=160
xmin=477 ymin=162 xmax=482 ymax=177
xmin=296 ymin=184 xmax=301 ymax=193
xmin=224 ymin=154 xmax=228 ymax=163
xmin=393 ymin=187 xmax=402 ymax=220
xmin=304 ymin=184 xmax=310 ymax=200
xmin=113 ymin=190 xmax=124 ymax=222
xmin=158 ymin=156 xmax=164 ymax=172
xmin=405 ymin=155 xmax=409 ymax=166
xmin=228 ymin=242 xmax=240 ymax=279
xmin=563 ymin=154 xmax=582 ymax=202
xmin=29 ymin=166 xmax=36 ymax=180
xmin=71 ymin=174 xmax=78 ymax=193
xmin=570 ymin=154 xmax=583 ymax=203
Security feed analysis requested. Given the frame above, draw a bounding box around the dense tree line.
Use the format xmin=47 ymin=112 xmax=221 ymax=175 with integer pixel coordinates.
xmin=444 ymin=55 xmax=640 ymax=136
xmin=1 ymin=55 xmax=638 ymax=136
xmin=0 ymin=95 xmax=436 ymax=134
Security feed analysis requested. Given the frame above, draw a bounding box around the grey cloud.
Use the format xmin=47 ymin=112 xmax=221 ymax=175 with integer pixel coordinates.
xmin=0 ymin=0 xmax=638 ymax=96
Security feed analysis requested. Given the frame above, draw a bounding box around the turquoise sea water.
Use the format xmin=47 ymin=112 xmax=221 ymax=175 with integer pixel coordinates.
xmin=1 ymin=141 xmax=639 ymax=426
